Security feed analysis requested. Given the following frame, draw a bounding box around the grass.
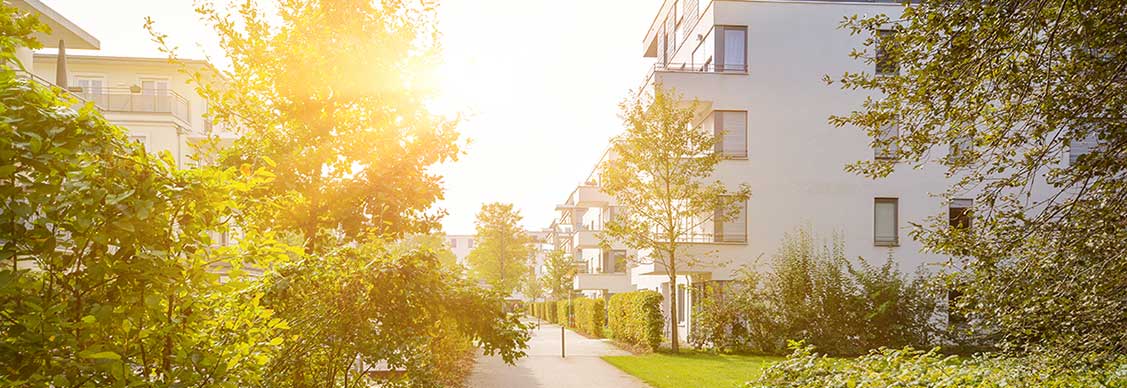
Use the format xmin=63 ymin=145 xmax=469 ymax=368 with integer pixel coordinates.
xmin=602 ymin=352 xmax=782 ymax=388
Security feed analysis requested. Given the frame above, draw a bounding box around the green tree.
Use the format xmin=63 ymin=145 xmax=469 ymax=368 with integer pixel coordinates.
xmin=540 ymin=249 xmax=576 ymax=300
xmin=467 ymin=203 xmax=533 ymax=295
xmin=389 ymin=233 xmax=460 ymax=269
xmin=147 ymin=0 xmax=460 ymax=254
xmin=601 ymin=88 xmax=750 ymax=352
xmin=830 ymin=0 xmax=1127 ymax=358
xmin=0 ymin=7 xmax=289 ymax=384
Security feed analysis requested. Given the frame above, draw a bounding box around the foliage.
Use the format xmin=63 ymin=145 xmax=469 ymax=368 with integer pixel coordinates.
xmin=0 ymin=3 xmax=46 ymax=70
xmin=0 ymin=43 xmax=288 ymax=385
xmin=467 ymin=203 xmax=533 ymax=295
xmin=691 ymin=229 xmax=937 ymax=356
xmin=830 ymin=0 xmax=1127 ymax=358
xmin=147 ymin=0 xmax=461 ymax=253
xmin=259 ymin=242 xmax=529 ymax=387
xmin=574 ymin=297 xmax=607 ymax=338
xmin=608 ymin=291 xmax=664 ymax=352
xmin=545 ymin=300 xmax=558 ymax=324
xmin=556 ymin=300 xmax=573 ymax=328
xmin=387 ymin=233 xmax=459 ymax=269
xmin=540 ymin=249 xmax=575 ymax=300
xmin=601 ymin=87 xmax=751 ymax=351
xmin=747 ymin=343 xmax=1127 ymax=388
xmin=603 ymin=353 xmax=780 ymax=388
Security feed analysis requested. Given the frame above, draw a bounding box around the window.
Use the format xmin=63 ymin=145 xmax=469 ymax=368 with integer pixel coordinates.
xmin=450 ymin=239 xmax=457 ymax=248
xmin=715 ymin=26 xmax=746 ymax=72
xmin=468 ymin=239 xmax=474 ymax=248
xmin=73 ymin=76 xmax=104 ymax=94
xmin=677 ymin=285 xmax=687 ymax=325
xmin=949 ymin=199 xmax=972 ymax=229
xmin=875 ymin=29 xmax=898 ymax=75
xmin=128 ymin=134 xmax=149 ymax=148
xmin=874 ymin=198 xmax=899 ymax=246
xmin=713 ymin=111 xmax=748 ymax=158
xmin=713 ymin=198 xmax=747 ymax=243
xmin=603 ymin=250 xmax=627 ymax=273
xmin=875 ymin=121 xmax=899 ymax=160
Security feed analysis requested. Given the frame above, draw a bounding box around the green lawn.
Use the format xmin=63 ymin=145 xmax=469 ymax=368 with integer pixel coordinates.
xmin=602 ymin=352 xmax=781 ymax=388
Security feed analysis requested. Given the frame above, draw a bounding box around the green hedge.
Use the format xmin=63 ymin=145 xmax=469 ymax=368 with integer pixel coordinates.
xmin=557 ymin=300 xmax=574 ymax=328
xmin=750 ymin=344 xmax=1127 ymax=387
xmin=545 ymin=300 xmax=558 ymax=324
xmin=573 ymin=297 xmax=607 ymax=338
xmin=608 ymin=290 xmax=663 ymax=351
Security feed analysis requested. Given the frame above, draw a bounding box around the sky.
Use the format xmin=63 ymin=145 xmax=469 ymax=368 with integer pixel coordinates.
xmin=39 ymin=0 xmax=659 ymax=235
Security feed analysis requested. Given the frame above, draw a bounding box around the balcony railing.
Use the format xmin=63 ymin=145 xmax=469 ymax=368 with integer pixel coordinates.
xmin=640 ymin=61 xmax=749 ymax=96
xmin=70 ymin=87 xmax=190 ymax=123
xmin=658 ymin=233 xmax=747 ymax=244
xmin=14 ymin=71 xmax=95 ymax=108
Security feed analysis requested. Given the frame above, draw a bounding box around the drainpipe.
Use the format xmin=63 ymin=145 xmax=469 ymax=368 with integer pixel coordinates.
xmin=55 ymin=40 xmax=67 ymax=88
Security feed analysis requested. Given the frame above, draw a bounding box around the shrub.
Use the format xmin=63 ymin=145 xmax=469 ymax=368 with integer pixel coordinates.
xmin=747 ymin=343 xmax=1127 ymax=388
xmin=608 ymin=291 xmax=663 ymax=351
xmin=557 ymin=300 xmax=573 ymax=328
xmin=545 ymin=300 xmax=558 ymax=324
xmin=573 ymin=297 xmax=607 ymax=338
xmin=692 ymin=228 xmax=939 ymax=356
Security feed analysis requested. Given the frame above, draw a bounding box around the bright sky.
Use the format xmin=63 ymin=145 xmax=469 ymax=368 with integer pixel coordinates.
xmin=40 ymin=0 xmax=659 ymax=235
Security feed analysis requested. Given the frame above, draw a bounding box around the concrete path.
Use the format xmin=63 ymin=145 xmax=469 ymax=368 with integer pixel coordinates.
xmin=467 ymin=321 xmax=651 ymax=388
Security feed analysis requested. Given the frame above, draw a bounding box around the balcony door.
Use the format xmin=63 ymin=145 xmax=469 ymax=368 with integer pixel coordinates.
xmin=715 ymin=26 xmax=746 ymax=72
xmin=73 ymin=76 xmax=105 ymax=107
xmin=140 ymin=78 xmax=170 ymax=113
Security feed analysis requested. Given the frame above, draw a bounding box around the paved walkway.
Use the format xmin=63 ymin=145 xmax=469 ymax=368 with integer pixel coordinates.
xmin=467 ymin=321 xmax=651 ymax=388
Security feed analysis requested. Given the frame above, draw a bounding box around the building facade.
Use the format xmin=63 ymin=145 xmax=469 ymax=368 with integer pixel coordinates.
xmin=550 ymin=0 xmax=1070 ymax=344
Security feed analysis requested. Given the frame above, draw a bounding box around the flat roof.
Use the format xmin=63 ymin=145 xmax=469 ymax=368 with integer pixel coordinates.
xmin=33 ymin=53 xmax=211 ymax=67
xmin=10 ymin=0 xmax=99 ymax=50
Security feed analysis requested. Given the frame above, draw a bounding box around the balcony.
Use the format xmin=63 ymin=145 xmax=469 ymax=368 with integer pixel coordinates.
xmin=573 ymin=272 xmax=632 ymax=293
xmin=573 ymin=185 xmax=610 ymax=207
xmin=574 ymin=229 xmax=602 ymax=249
xmin=640 ymin=62 xmax=751 ymax=103
xmin=71 ymin=87 xmax=190 ymax=123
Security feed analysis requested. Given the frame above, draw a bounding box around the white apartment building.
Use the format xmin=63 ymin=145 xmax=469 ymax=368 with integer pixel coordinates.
xmin=552 ymin=0 xmax=1071 ymax=344
xmin=446 ymin=234 xmax=477 ymax=267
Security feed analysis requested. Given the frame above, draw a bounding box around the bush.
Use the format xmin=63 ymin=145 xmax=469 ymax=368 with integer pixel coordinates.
xmin=691 ymin=228 xmax=939 ymax=356
xmin=608 ymin=291 xmax=664 ymax=351
xmin=557 ymin=300 xmax=573 ymax=328
xmin=545 ymin=300 xmax=558 ymax=324
xmin=573 ymin=297 xmax=607 ymax=338
xmin=747 ymin=343 xmax=1127 ymax=387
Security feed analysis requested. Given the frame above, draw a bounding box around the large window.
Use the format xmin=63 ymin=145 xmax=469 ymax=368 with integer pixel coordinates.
xmin=715 ymin=26 xmax=746 ymax=72
xmin=713 ymin=198 xmax=747 ymax=243
xmin=874 ymin=198 xmax=899 ymax=246
xmin=603 ymin=250 xmax=627 ymax=273
xmin=713 ymin=111 xmax=748 ymax=158
xmin=875 ymin=29 xmax=898 ymax=75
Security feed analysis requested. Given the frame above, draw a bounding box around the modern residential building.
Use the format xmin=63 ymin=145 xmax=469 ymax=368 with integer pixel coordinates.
xmin=446 ymin=234 xmax=476 ymax=268
xmin=550 ymin=0 xmax=1070 ymax=344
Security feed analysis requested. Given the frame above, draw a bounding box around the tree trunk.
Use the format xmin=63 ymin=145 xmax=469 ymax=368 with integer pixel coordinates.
xmin=668 ymin=251 xmax=679 ymax=353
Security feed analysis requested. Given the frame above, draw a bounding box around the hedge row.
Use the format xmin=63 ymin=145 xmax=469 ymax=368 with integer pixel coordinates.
xmin=530 ymin=300 xmax=559 ymax=323
xmin=556 ymin=300 xmax=573 ymax=328
xmin=608 ymin=290 xmax=664 ymax=352
xmin=573 ymin=297 xmax=607 ymax=338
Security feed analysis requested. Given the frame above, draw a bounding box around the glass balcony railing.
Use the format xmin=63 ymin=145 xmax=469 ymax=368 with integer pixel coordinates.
xmin=70 ymin=87 xmax=190 ymax=123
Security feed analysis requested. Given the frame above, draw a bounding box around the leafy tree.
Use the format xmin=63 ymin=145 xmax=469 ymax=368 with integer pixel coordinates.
xmin=259 ymin=242 xmax=528 ymax=387
xmin=389 ymin=233 xmax=460 ymax=269
xmin=601 ymin=88 xmax=751 ymax=352
xmin=147 ymin=0 xmax=461 ymax=254
xmin=0 ymin=9 xmax=289 ymax=384
xmin=467 ymin=203 xmax=532 ymax=295
xmin=831 ymin=0 xmax=1127 ymax=358
xmin=540 ymin=249 xmax=576 ymax=300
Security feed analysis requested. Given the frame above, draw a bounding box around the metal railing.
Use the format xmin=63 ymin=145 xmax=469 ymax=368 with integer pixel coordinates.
xmin=70 ymin=87 xmax=190 ymax=123
xmin=655 ymin=233 xmax=747 ymax=244
xmin=639 ymin=61 xmax=749 ymax=96
xmin=13 ymin=70 xmax=96 ymax=108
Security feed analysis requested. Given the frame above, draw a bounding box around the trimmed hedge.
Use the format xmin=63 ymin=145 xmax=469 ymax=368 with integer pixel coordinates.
xmin=557 ymin=300 xmax=574 ymax=328
xmin=608 ymin=290 xmax=664 ymax=351
xmin=573 ymin=297 xmax=607 ymax=338
xmin=546 ymin=300 xmax=558 ymax=324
